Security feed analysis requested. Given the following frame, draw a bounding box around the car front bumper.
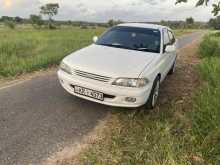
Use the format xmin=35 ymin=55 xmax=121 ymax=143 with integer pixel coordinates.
xmin=57 ymin=70 xmax=152 ymax=108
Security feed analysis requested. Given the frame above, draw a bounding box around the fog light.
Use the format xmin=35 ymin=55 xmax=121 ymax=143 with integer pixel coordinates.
xmin=125 ymin=97 xmax=136 ymax=103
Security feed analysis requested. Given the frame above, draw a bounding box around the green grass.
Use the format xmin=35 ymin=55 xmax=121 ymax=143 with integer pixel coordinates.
xmin=77 ymin=32 xmax=220 ymax=165
xmin=0 ymin=27 xmax=192 ymax=78
xmin=191 ymin=33 xmax=220 ymax=163
xmin=81 ymin=110 xmax=194 ymax=164
xmin=199 ymin=32 xmax=220 ymax=58
xmin=0 ymin=27 xmax=105 ymax=77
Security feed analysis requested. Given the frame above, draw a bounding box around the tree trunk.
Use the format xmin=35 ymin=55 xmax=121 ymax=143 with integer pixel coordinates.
xmin=48 ymin=15 xmax=52 ymax=29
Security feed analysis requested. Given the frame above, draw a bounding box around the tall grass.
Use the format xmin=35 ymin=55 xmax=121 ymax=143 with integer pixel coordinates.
xmin=0 ymin=27 xmax=105 ymax=77
xmin=199 ymin=32 xmax=220 ymax=58
xmin=82 ymin=109 xmax=194 ymax=164
xmin=191 ymin=32 xmax=220 ymax=163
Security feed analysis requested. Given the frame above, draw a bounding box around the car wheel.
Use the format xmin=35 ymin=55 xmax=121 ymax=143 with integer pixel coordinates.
xmin=146 ymin=76 xmax=160 ymax=109
xmin=168 ymin=59 xmax=176 ymax=75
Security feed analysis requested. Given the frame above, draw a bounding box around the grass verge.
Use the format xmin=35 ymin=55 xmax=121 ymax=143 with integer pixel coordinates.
xmin=191 ymin=32 xmax=220 ymax=163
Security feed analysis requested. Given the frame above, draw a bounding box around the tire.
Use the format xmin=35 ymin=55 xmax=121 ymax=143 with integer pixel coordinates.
xmin=146 ymin=76 xmax=160 ymax=109
xmin=168 ymin=59 xmax=176 ymax=75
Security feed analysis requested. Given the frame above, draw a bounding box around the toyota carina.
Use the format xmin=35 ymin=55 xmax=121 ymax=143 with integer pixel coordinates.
xmin=58 ymin=23 xmax=177 ymax=108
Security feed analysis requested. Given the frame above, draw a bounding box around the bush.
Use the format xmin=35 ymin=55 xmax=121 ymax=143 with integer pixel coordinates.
xmin=210 ymin=32 xmax=220 ymax=37
xmin=30 ymin=14 xmax=44 ymax=29
xmin=4 ymin=21 xmax=16 ymax=29
xmin=80 ymin=25 xmax=88 ymax=29
xmin=199 ymin=33 xmax=220 ymax=58
xmin=48 ymin=24 xmax=57 ymax=29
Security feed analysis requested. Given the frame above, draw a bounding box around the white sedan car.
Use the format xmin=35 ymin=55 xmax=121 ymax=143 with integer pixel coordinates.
xmin=58 ymin=23 xmax=177 ymax=108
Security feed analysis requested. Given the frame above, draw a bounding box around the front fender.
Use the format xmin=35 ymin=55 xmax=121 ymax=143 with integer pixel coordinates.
xmin=139 ymin=57 xmax=162 ymax=84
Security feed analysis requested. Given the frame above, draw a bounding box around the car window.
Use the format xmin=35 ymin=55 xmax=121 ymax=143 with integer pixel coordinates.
xmin=96 ymin=26 xmax=161 ymax=53
xmin=168 ymin=30 xmax=175 ymax=44
xmin=163 ymin=29 xmax=170 ymax=45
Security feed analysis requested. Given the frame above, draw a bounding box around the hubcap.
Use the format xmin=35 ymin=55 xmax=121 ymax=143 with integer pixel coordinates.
xmin=152 ymin=81 xmax=160 ymax=107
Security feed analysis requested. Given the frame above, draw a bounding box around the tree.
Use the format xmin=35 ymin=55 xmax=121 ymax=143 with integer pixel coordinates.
xmin=108 ymin=19 xmax=114 ymax=27
xmin=67 ymin=20 xmax=72 ymax=25
xmin=40 ymin=3 xmax=59 ymax=29
xmin=14 ymin=16 xmax=22 ymax=23
xmin=30 ymin=15 xmax=43 ymax=28
xmin=1 ymin=16 xmax=13 ymax=22
xmin=208 ymin=16 xmax=220 ymax=29
xmin=186 ymin=17 xmax=194 ymax=24
xmin=176 ymin=0 xmax=220 ymax=16
xmin=4 ymin=20 xmax=15 ymax=29
xmin=185 ymin=17 xmax=195 ymax=28
xmin=107 ymin=19 xmax=123 ymax=27
xmin=160 ymin=20 xmax=187 ymax=29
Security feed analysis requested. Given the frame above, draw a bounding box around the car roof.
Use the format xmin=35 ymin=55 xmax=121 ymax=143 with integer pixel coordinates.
xmin=116 ymin=23 xmax=169 ymax=30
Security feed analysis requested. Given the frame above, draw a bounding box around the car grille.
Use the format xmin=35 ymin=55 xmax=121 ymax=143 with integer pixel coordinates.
xmin=73 ymin=70 xmax=111 ymax=82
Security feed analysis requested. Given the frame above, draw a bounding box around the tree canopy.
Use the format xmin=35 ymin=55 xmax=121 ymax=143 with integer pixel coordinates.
xmin=40 ymin=3 xmax=59 ymax=29
xmin=30 ymin=15 xmax=43 ymax=28
xmin=186 ymin=17 xmax=194 ymax=24
xmin=107 ymin=19 xmax=123 ymax=27
xmin=176 ymin=0 xmax=220 ymax=16
xmin=208 ymin=16 xmax=220 ymax=29
xmin=40 ymin=3 xmax=59 ymax=19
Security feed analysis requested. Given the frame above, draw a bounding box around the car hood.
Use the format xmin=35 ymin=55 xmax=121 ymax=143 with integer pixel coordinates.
xmin=63 ymin=44 xmax=157 ymax=78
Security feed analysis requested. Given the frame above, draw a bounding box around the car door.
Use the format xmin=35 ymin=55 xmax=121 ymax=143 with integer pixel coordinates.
xmin=160 ymin=28 xmax=172 ymax=80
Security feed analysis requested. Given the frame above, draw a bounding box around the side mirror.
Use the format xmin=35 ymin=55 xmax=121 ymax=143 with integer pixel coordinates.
xmin=165 ymin=45 xmax=175 ymax=53
xmin=93 ymin=36 xmax=98 ymax=43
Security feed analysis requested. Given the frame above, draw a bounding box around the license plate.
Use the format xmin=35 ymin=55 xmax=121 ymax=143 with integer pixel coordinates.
xmin=74 ymin=86 xmax=104 ymax=101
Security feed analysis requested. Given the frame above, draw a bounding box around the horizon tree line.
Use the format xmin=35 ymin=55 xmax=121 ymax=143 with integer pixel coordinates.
xmin=0 ymin=1 xmax=220 ymax=30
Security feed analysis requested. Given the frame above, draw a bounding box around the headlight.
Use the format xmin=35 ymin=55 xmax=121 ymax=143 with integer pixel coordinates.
xmin=112 ymin=78 xmax=149 ymax=88
xmin=60 ymin=61 xmax=72 ymax=74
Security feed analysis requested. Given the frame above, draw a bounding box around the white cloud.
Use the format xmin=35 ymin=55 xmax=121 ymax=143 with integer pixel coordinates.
xmin=0 ymin=0 xmax=214 ymax=22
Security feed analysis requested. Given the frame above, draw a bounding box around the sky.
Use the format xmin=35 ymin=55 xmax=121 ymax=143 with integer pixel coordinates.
xmin=0 ymin=0 xmax=214 ymax=22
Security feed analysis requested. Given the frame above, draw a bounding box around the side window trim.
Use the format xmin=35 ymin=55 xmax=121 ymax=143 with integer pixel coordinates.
xmin=163 ymin=28 xmax=170 ymax=45
xmin=162 ymin=28 xmax=170 ymax=53
xmin=168 ymin=30 xmax=175 ymax=45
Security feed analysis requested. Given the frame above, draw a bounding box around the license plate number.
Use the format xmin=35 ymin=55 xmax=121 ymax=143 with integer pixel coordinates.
xmin=74 ymin=86 xmax=104 ymax=101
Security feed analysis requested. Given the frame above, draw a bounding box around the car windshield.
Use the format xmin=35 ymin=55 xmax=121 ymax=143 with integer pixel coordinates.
xmin=96 ymin=26 xmax=161 ymax=53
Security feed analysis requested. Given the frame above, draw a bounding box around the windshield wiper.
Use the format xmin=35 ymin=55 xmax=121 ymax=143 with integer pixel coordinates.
xmin=98 ymin=43 xmax=131 ymax=49
xmin=137 ymin=47 xmax=151 ymax=51
xmin=98 ymin=43 xmax=158 ymax=53
xmin=136 ymin=47 xmax=158 ymax=53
